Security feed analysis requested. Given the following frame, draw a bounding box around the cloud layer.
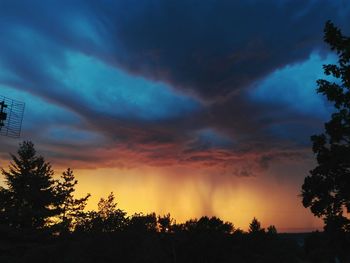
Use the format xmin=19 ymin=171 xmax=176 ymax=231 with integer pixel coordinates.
xmin=0 ymin=0 xmax=349 ymax=178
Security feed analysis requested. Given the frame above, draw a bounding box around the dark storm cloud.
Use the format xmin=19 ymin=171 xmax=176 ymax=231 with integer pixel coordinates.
xmin=0 ymin=0 xmax=349 ymax=174
xmin=2 ymin=0 xmax=348 ymax=100
xmin=88 ymin=0 xmax=350 ymax=99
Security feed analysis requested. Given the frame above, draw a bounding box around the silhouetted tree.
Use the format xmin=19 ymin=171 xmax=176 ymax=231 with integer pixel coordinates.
xmin=158 ymin=213 xmax=173 ymax=233
xmin=183 ymin=216 xmax=234 ymax=234
xmin=0 ymin=186 xmax=11 ymax=226
xmin=302 ymin=21 xmax=350 ymax=233
xmin=249 ymin=217 xmax=265 ymax=234
xmin=77 ymin=192 xmax=127 ymax=232
xmin=97 ymin=192 xmax=117 ymax=218
xmin=0 ymin=141 xmax=60 ymax=230
xmin=267 ymin=225 xmax=277 ymax=235
xmin=129 ymin=212 xmax=157 ymax=233
xmin=56 ymin=168 xmax=90 ymax=233
xmin=96 ymin=192 xmax=128 ymax=232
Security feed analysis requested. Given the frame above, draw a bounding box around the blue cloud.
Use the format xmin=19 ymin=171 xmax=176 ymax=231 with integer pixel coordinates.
xmin=249 ymin=52 xmax=337 ymax=119
xmin=0 ymin=84 xmax=107 ymax=147
xmin=195 ymin=129 xmax=234 ymax=149
xmin=0 ymin=22 xmax=200 ymax=123
xmin=177 ymin=128 xmax=236 ymax=159
xmin=0 ymin=84 xmax=79 ymax=132
xmin=46 ymin=126 xmax=104 ymax=144
xmin=0 ymin=0 xmax=349 ymax=171
xmin=50 ymin=52 xmax=200 ymax=121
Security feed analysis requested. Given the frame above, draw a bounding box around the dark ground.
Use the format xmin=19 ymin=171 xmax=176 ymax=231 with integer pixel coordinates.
xmin=0 ymin=228 xmax=349 ymax=263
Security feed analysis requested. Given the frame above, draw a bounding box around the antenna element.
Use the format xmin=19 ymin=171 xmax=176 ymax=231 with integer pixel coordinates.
xmin=0 ymin=95 xmax=25 ymax=138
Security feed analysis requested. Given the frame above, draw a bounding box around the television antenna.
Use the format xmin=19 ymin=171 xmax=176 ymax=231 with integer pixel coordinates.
xmin=0 ymin=95 xmax=25 ymax=138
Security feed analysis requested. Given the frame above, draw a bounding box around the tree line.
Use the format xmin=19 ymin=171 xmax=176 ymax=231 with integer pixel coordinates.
xmin=0 ymin=142 xmax=347 ymax=262
xmin=0 ymin=141 xmax=308 ymax=263
xmin=0 ymin=141 xmax=275 ymax=237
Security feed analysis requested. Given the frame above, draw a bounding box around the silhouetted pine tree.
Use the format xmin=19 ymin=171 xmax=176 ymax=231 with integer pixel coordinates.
xmin=0 ymin=141 xmax=59 ymax=230
xmin=56 ymin=168 xmax=90 ymax=233
xmin=248 ymin=217 xmax=265 ymax=234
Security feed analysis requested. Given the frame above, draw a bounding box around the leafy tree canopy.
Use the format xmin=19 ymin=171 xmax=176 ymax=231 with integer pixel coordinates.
xmin=302 ymin=21 xmax=350 ymax=233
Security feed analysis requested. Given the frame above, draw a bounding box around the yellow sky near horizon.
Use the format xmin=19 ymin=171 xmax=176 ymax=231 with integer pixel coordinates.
xmin=0 ymin=157 xmax=323 ymax=232
xmin=69 ymin=165 xmax=323 ymax=232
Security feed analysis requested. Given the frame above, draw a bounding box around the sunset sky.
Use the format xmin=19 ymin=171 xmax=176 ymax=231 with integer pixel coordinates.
xmin=1 ymin=0 xmax=350 ymax=232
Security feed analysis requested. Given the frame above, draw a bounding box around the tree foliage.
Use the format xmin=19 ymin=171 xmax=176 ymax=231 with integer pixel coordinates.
xmin=0 ymin=141 xmax=59 ymax=229
xmin=183 ymin=216 xmax=234 ymax=235
xmin=248 ymin=217 xmax=265 ymax=234
xmin=301 ymin=21 xmax=350 ymax=232
xmin=76 ymin=192 xmax=128 ymax=233
xmin=267 ymin=225 xmax=277 ymax=235
xmin=56 ymin=168 xmax=90 ymax=233
xmin=3 ymin=140 xmax=349 ymax=261
xmin=129 ymin=212 xmax=158 ymax=233
xmin=158 ymin=213 xmax=173 ymax=233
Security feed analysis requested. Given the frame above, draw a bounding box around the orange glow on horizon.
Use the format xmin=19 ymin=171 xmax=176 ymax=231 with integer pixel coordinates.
xmin=0 ymin=157 xmax=323 ymax=233
xmin=68 ymin=165 xmax=323 ymax=233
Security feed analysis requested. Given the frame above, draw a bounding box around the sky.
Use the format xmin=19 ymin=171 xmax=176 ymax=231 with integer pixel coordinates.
xmin=0 ymin=0 xmax=349 ymax=232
